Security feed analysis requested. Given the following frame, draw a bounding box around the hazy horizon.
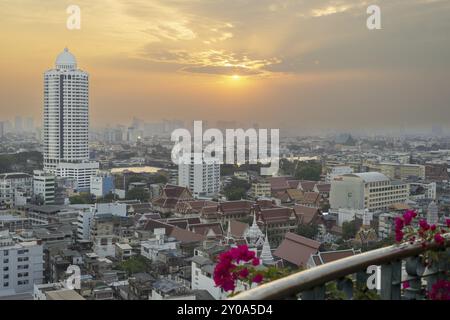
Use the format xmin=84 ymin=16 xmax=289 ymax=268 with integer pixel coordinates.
xmin=1 ymin=0 xmax=450 ymax=132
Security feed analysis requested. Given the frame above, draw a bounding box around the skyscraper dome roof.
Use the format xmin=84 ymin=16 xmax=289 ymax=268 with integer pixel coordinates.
xmin=55 ymin=48 xmax=77 ymax=70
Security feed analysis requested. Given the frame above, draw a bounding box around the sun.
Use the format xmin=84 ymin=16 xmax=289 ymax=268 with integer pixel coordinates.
xmin=231 ymin=74 xmax=241 ymax=80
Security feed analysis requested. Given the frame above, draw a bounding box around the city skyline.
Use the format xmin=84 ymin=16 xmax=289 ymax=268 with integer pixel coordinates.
xmin=1 ymin=0 xmax=450 ymax=133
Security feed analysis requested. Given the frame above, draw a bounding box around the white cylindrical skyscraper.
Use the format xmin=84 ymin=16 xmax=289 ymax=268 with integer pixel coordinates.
xmin=43 ymin=48 xmax=89 ymax=173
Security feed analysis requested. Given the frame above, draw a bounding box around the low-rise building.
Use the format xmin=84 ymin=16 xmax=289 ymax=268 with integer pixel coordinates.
xmin=330 ymin=172 xmax=409 ymax=212
xmin=115 ymin=243 xmax=133 ymax=261
xmin=0 ymin=230 xmax=44 ymax=297
xmin=140 ymin=228 xmax=178 ymax=262
xmin=0 ymin=173 xmax=33 ymax=208
xmin=90 ymin=173 xmax=114 ymax=198
xmin=33 ymin=170 xmax=55 ymax=205
xmin=56 ymin=161 xmax=99 ymax=192
xmin=251 ymin=182 xmax=271 ymax=199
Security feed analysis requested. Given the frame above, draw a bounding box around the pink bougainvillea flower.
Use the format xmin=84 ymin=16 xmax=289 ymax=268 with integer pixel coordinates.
xmin=402 ymin=281 xmax=410 ymax=289
xmin=419 ymin=219 xmax=430 ymax=231
xmin=395 ymin=217 xmax=404 ymax=231
xmin=446 ymin=219 xmax=450 ymax=228
xmin=252 ymin=274 xmax=264 ymax=284
xmin=239 ymin=268 xmax=249 ymax=278
xmin=403 ymin=211 xmax=414 ymax=225
xmin=428 ymin=280 xmax=450 ymax=300
xmin=434 ymin=233 xmax=445 ymax=245
xmin=395 ymin=231 xmax=404 ymax=242
xmin=222 ymin=278 xmax=236 ymax=292
xmin=430 ymin=224 xmax=436 ymax=231
xmin=214 ymin=245 xmax=263 ymax=292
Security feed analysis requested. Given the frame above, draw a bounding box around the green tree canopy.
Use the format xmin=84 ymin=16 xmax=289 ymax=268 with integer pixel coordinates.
xmin=294 ymin=161 xmax=322 ymax=181
xmin=117 ymin=256 xmax=151 ymax=276
xmin=296 ymin=224 xmax=319 ymax=240
xmin=223 ymin=177 xmax=251 ymax=200
xmin=342 ymin=220 xmax=358 ymax=240
xmin=126 ymin=187 xmax=150 ymax=202
xmin=70 ymin=192 xmax=94 ymax=204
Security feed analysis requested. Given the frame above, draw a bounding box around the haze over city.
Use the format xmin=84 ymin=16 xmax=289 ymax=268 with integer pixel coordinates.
xmin=1 ymin=0 xmax=450 ymax=305
xmin=1 ymin=0 xmax=450 ymax=134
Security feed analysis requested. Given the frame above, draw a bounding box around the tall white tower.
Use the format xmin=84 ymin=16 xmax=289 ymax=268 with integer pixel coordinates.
xmin=43 ymin=48 xmax=89 ymax=172
xmin=43 ymin=48 xmax=98 ymax=192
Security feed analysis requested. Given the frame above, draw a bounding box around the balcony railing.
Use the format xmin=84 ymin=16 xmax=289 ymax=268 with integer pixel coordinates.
xmin=230 ymin=234 xmax=449 ymax=300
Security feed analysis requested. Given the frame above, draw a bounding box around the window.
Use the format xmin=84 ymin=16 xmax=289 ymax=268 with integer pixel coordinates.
xmin=3 ymin=267 xmax=8 ymax=272
xmin=3 ymin=259 xmax=8 ymax=264
xmin=3 ymin=282 xmax=8 ymax=287
xmin=3 ymin=275 xmax=8 ymax=279
xmin=3 ymin=250 xmax=8 ymax=256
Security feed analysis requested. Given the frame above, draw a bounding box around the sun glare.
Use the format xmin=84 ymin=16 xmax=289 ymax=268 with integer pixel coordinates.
xmin=231 ymin=74 xmax=241 ymax=80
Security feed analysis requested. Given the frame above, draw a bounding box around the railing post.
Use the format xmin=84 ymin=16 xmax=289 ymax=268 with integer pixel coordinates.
xmin=356 ymin=270 xmax=369 ymax=287
xmin=380 ymin=261 xmax=401 ymax=300
xmin=337 ymin=277 xmax=353 ymax=299
xmin=404 ymin=256 xmax=425 ymax=300
xmin=301 ymin=285 xmax=326 ymax=300
xmin=426 ymin=248 xmax=450 ymax=294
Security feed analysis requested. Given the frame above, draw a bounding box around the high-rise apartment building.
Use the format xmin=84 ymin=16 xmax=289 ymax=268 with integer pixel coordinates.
xmin=43 ymin=48 xmax=89 ymax=172
xmin=43 ymin=48 xmax=98 ymax=190
xmin=178 ymin=159 xmax=220 ymax=198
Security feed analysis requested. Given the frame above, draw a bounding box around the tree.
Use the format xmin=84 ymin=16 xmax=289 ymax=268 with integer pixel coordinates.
xmin=342 ymin=220 xmax=357 ymax=240
xmin=226 ymin=188 xmax=247 ymax=201
xmin=320 ymin=202 xmax=330 ymax=212
xmin=117 ymin=256 xmax=151 ymax=276
xmin=296 ymin=224 xmax=319 ymax=240
xmin=294 ymin=161 xmax=322 ymax=181
xmin=221 ymin=164 xmax=237 ymax=176
xmin=69 ymin=192 xmax=94 ymax=204
xmin=148 ymin=174 xmax=168 ymax=185
xmin=223 ymin=177 xmax=251 ymax=200
xmin=96 ymin=192 xmax=116 ymax=203
xmin=126 ymin=187 xmax=150 ymax=202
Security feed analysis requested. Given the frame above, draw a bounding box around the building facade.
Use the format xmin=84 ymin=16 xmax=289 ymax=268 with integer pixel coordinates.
xmin=56 ymin=161 xmax=99 ymax=192
xmin=0 ymin=230 xmax=44 ymax=297
xmin=33 ymin=170 xmax=56 ymax=205
xmin=251 ymin=182 xmax=271 ymax=199
xmin=43 ymin=48 xmax=98 ymax=190
xmin=330 ymin=172 xmax=410 ymax=212
xmin=90 ymin=173 xmax=115 ymax=198
xmin=178 ymin=161 xmax=220 ymax=198
xmin=0 ymin=173 xmax=33 ymax=208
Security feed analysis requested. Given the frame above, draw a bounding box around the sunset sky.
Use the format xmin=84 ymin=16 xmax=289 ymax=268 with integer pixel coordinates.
xmin=0 ymin=0 xmax=449 ymax=133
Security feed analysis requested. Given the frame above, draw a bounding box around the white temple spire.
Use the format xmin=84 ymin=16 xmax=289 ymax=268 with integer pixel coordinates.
xmin=260 ymin=229 xmax=274 ymax=265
